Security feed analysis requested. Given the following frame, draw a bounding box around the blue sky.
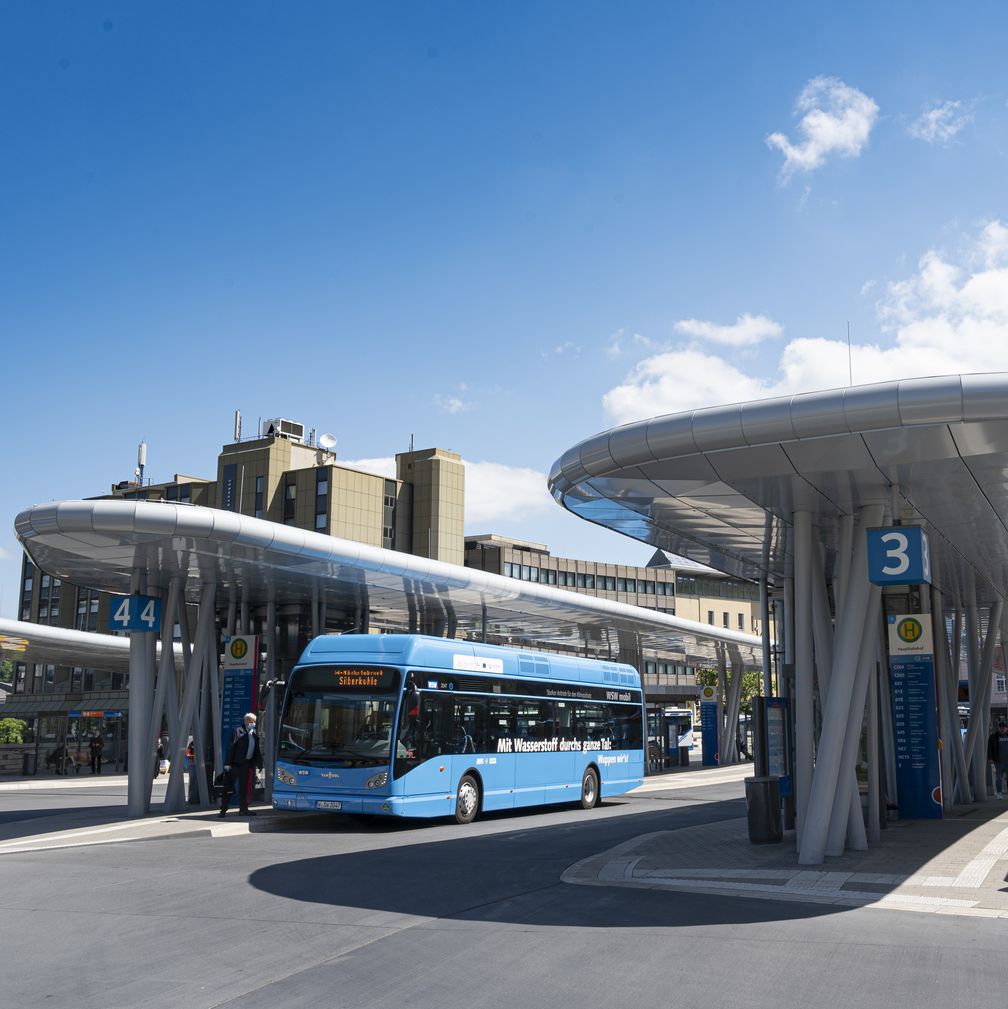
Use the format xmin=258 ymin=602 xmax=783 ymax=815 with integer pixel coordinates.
xmin=4 ymin=2 xmax=1008 ymax=613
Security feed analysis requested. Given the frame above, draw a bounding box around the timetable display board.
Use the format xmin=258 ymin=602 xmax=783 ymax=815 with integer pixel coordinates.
xmin=887 ymin=614 xmax=942 ymax=819
xmin=220 ymin=635 xmax=259 ymax=766
xmin=699 ymin=684 xmax=719 ymax=766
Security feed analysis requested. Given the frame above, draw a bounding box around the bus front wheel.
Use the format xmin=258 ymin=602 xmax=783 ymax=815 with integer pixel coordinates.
xmin=580 ymin=768 xmax=599 ymax=810
xmin=455 ymin=774 xmax=480 ymax=824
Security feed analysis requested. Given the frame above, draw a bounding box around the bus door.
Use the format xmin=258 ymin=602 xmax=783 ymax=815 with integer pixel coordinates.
xmin=483 ymin=697 xmax=516 ymax=811
xmin=447 ymin=697 xmax=499 ymax=808
xmin=513 ymin=699 xmax=559 ymax=807
xmin=398 ymin=694 xmax=454 ymax=817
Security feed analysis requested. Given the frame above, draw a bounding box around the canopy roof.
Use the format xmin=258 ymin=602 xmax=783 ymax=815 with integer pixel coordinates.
xmin=549 ymin=373 xmax=1008 ymax=607
xmin=14 ymin=499 xmax=761 ymax=668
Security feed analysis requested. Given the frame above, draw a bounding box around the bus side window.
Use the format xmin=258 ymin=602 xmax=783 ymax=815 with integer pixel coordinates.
xmin=517 ymin=700 xmax=551 ymax=740
xmin=452 ymin=697 xmax=487 ymax=754
xmin=420 ymin=696 xmax=452 ymax=760
xmin=554 ymin=702 xmax=574 ymax=740
xmin=487 ymin=699 xmax=516 ymax=751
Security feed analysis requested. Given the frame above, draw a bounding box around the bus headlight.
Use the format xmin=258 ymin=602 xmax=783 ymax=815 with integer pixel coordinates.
xmin=366 ymin=771 xmax=389 ymax=789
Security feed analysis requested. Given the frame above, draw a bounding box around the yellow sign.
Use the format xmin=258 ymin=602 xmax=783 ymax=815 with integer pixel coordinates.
xmin=230 ymin=638 xmax=249 ymax=661
xmin=897 ymin=617 xmax=923 ymax=644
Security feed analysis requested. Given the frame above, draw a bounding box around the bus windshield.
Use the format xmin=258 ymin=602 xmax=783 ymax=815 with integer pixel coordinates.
xmin=278 ymin=665 xmax=401 ymax=767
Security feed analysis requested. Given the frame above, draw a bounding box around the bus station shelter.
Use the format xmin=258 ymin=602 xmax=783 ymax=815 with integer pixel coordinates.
xmin=6 ymin=499 xmax=762 ymax=819
xmin=549 ymin=372 xmax=1008 ymax=865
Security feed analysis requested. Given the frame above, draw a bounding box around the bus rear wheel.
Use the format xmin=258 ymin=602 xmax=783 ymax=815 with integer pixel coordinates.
xmin=580 ymin=768 xmax=599 ymax=810
xmin=455 ymin=774 xmax=480 ymax=824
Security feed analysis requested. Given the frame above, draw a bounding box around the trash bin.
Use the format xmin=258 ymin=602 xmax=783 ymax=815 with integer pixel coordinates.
xmin=21 ymin=752 xmax=37 ymax=775
xmin=744 ymin=775 xmax=782 ymax=843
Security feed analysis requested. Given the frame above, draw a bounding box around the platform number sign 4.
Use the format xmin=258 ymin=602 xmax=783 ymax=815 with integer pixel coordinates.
xmin=866 ymin=526 xmax=932 ymax=586
xmin=108 ymin=594 xmax=162 ymax=633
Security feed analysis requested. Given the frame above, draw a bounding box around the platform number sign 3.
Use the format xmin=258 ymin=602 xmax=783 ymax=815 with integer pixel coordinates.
xmin=867 ymin=526 xmax=932 ymax=586
xmin=108 ymin=594 xmax=162 ymax=633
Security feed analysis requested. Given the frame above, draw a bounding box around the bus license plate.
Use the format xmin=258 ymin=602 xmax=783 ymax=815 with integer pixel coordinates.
xmin=316 ymin=800 xmax=342 ymax=810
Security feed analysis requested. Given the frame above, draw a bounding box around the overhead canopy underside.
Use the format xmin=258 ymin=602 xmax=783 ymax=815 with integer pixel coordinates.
xmin=549 ymin=373 xmax=1008 ymax=608
xmin=0 ymin=618 xmax=183 ymax=676
xmin=13 ymin=500 xmax=761 ymax=669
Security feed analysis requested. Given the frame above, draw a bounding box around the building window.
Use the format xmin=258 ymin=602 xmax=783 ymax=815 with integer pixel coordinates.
xmin=626 ymin=579 xmax=637 ymax=594
xmin=576 ymin=573 xmax=586 ymax=588
xmin=503 ymin=562 xmax=512 ymax=577
xmin=315 ymin=514 xmax=327 ymax=530
xmin=547 ymin=570 xmax=557 ymax=585
xmin=283 ymin=480 xmax=296 ymax=523
xmin=998 ymin=675 xmax=1007 ymax=694
xmin=521 ymin=565 xmax=530 ymax=580
xmin=617 ymin=578 xmax=627 ymax=593
xmin=254 ymin=475 xmax=264 ymax=519
xmin=707 ymin=610 xmax=714 ymax=624
xmin=722 ymin=612 xmax=729 ymax=628
xmin=738 ymin=613 xmax=745 ymax=630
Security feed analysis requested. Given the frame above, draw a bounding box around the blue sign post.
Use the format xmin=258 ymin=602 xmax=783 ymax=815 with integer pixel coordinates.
xmin=107 ymin=595 xmax=162 ymax=633
xmin=699 ymin=684 xmax=719 ymax=766
xmin=887 ymin=614 xmax=943 ymax=819
xmin=219 ymin=635 xmax=259 ymax=771
xmin=867 ymin=526 xmax=932 ymax=585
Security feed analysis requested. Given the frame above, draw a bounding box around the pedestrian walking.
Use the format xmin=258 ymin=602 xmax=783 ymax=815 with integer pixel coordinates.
xmin=219 ymin=713 xmax=263 ymax=817
xmin=88 ymin=733 xmax=104 ymax=775
xmin=987 ymin=721 xmax=1008 ymax=799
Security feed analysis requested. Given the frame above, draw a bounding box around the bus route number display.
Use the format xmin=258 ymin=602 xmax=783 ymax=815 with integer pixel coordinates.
xmin=333 ymin=667 xmax=399 ymax=692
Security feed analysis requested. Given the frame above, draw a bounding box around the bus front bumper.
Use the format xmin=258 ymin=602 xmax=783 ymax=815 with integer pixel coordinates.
xmin=272 ymin=789 xmax=402 ymax=815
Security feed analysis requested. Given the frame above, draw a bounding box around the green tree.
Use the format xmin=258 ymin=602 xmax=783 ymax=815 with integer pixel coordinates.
xmin=0 ymin=658 xmax=13 ymax=686
xmin=0 ymin=718 xmax=27 ymax=744
xmin=695 ymin=666 xmax=763 ymax=715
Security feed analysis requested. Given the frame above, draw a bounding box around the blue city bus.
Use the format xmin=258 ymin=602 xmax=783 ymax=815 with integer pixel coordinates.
xmin=272 ymin=634 xmax=645 ymax=823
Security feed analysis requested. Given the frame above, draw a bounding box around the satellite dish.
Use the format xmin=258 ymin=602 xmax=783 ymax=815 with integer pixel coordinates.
xmin=318 ymin=433 xmax=337 ymax=451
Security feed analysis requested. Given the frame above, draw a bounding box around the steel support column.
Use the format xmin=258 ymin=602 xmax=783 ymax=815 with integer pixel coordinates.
xmin=127 ymin=567 xmax=152 ymax=818
xmin=827 ymin=589 xmax=881 ymax=856
xmin=964 ymin=601 xmax=1003 ymax=801
xmin=166 ymin=582 xmax=216 ymax=811
xmin=799 ymin=503 xmax=883 ymax=866
xmin=793 ymin=510 xmax=814 ymax=842
xmin=263 ymin=596 xmax=277 ymax=805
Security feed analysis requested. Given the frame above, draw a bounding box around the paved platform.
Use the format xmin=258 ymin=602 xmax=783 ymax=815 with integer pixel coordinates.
xmin=565 ymin=791 xmax=1008 ymax=918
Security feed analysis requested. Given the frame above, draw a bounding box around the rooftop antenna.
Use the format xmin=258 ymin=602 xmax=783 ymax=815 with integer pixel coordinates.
xmin=409 ymin=433 xmax=414 ymax=453
xmin=847 ymin=321 xmax=854 ymax=386
xmin=135 ymin=441 xmax=147 ymax=486
xmin=318 ymin=433 xmax=337 ymax=454
xmin=234 ymin=409 xmax=242 ymax=442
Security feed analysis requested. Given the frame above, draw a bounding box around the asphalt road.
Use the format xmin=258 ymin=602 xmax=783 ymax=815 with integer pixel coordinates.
xmin=1 ymin=778 xmax=1005 ymax=1009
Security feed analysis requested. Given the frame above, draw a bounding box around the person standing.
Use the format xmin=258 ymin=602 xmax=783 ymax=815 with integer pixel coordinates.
xmin=219 ymin=712 xmax=263 ymax=817
xmin=88 ymin=733 xmax=104 ymax=775
xmin=987 ymin=721 xmax=1008 ymax=799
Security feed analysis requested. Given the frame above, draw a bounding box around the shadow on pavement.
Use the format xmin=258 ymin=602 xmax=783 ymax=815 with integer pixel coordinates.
xmin=248 ymin=797 xmax=839 ymax=927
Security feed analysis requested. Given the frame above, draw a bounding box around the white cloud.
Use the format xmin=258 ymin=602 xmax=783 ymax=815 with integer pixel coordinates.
xmin=908 ymin=100 xmax=972 ymax=145
xmin=433 ymin=394 xmax=472 ymax=414
xmin=464 ymin=461 xmax=554 ymax=526
xmin=602 ymin=221 xmax=1008 ymax=424
xmin=766 ymin=76 xmax=879 ymax=181
xmin=340 ymin=457 xmax=552 ymax=527
xmin=605 ymin=330 xmax=655 ymax=358
xmin=541 ymin=341 xmax=581 ymax=361
xmin=602 ymin=349 xmax=770 ymax=422
xmin=673 ymin=313 xmax=782 ymax=347
xmin=341 ymin=457 xmax=396 ymax=479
